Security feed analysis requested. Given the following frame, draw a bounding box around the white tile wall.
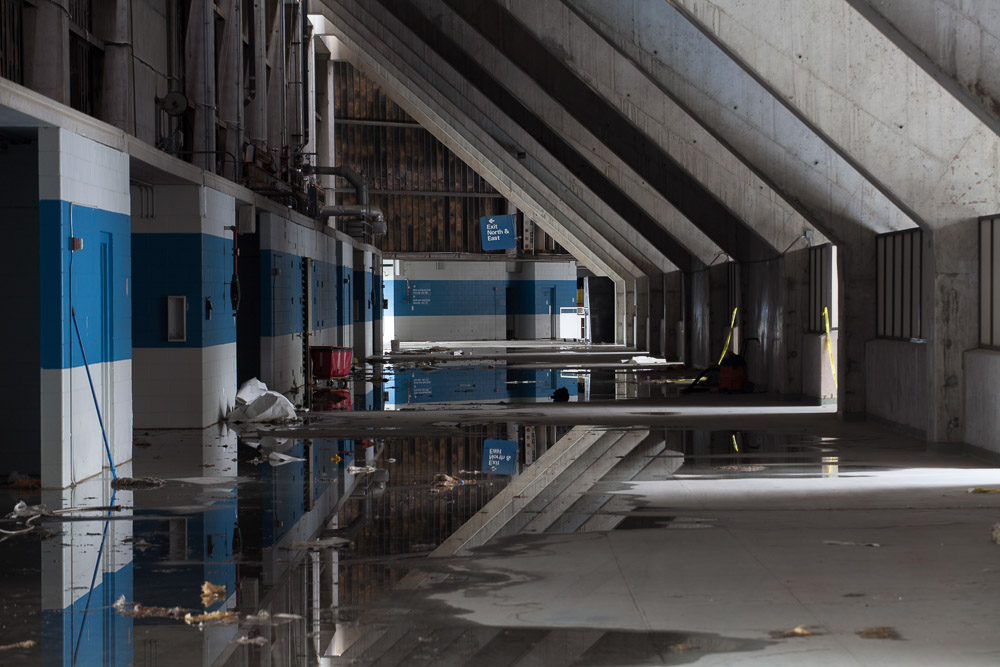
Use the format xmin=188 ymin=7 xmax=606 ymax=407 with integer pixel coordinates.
xmin=41 ymin=475 xmax=132 ymax=609
xmin=261 ymin=332 xmax=303 ymax=394
xmin=394 ymin=314 xmax=505 ymax=342
xmin=133 ymin=184 xmax=235 ymax=237
xmin=38 ymin=127 xmax=130 ymax=215
xmin=40 ymin=359 xmax=132 ymax=489
xmin=202 ymin=342 xmax=237 ymax=424
xmin=132 ymin=344 xmax=237 ymax=428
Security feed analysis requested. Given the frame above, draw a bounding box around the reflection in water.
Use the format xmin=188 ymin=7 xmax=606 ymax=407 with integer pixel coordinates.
xmin=1 ymin=356 xmax=862 ymax=665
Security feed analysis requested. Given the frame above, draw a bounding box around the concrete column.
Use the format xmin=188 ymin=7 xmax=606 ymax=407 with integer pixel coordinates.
xmin=95 ymin=0 xmax=134 ymax=133
xmin=664 ymin=271 xmax=684 ymax=361
xmin=645 ymin=272 xmax=666 ymax=357
xmin=216 ymin=0 xmax=244 ymax=181
xmin=687 ymin=269 xmax=711 ymax=367
xmin=245 ymin=0 xmax=268 ymax=147
xmin=635 ymin=275 xmax=649 ymax=353
xmin=780 ymin=248 xmax=811 ymax=397
xmin=22 ymin=0 xmax=70 ymax=104
xmin=185 ymin=0 xmax=217 ymax=172
xmin=614 ymin=279 xmax=627 ymax=345
xmin=925 ymin=223 xmax=979 ymax=443
xmin=838 ymin=230 xmax=878 ymax=419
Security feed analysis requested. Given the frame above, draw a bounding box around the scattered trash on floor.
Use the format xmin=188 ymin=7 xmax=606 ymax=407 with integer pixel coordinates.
xmin=823 ymin=540 xmax=880 ymax=547
xmin=229 ymin=378 xmax=298 ymax=422
xmin=856 ymin=627 xmax=900 ymax=640
xmin=771 ymin=625 xmax=819 ymax=638
xmin=431 ymin=473 xmax=475 ymax=491
xmin=5 ymin=471 xmax=40 ymax=490
xmin=667 ymin=643 xmax=699 ymax=653
xmin=235 ymin=636 xmax=269 ymax=646
xmin=111 ymin=476 xmax=164 ymax=490
xmin=113 ymin=596 xmax=190 ymax=620
xmin=201 ymin=581 xmax=227 ymax=607
xmin=969 ymin=487 xmax=1000 ymax=494
xmin=629 ymin=355 xmax=668 ymax=365
xmin=348 ymin=465 xmax=377 ymax=475
xmin=991 ymin=523 xmax=1000 ymax=545
xmin=184 ymin=610 xmax=237 ymax=626
xmin=0 ymin=640 xmax=37 ymax=651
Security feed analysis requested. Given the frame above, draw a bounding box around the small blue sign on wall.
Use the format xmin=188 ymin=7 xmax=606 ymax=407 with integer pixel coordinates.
xmin=480 ymin=214 xmax=517 ymax=250
xmin=482 ymin=439 xmax=518 ymax=475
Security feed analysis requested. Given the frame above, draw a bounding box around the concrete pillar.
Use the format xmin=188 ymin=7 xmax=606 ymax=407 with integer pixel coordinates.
xmin=615 ymin=279 xmax=627 ymax=345
xmin=664 ymin=271 xmax=684 ymax=361
xmin=925 ymin=223 xmax=979 ymax=443
xmin=635 ymin=275 xmax=649 ymax=353
xmin=838 ymin=230 xmax=878 ymax=419
xmin=216 ymin=0 xmax=244 ymax=181
xmin=645 ymin=272 xmax=666 ymax=357
xmin=22 ymin=0 xmax=70 ymax=104
xmin=95 ymin=0 xmax=135 ymax=133
xmin=687 ymin=269 xmax=711 ymax=367
xmin=780 ymin=248 xmax=811 ymax=397
xmin=185 ymin=0 xmax=217 ymax=172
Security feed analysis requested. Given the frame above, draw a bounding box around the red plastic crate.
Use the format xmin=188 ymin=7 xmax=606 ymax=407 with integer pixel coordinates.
xmin=311 ymin=346 xmax=353 ymax=379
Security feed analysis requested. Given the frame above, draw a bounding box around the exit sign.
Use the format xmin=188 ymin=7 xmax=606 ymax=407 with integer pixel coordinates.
xmin=480 ymin=214 xmax=516 ymax=250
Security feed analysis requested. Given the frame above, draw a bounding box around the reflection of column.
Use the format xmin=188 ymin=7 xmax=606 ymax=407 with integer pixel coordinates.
xmin=41 ymin=471 xmax=134 ymax=665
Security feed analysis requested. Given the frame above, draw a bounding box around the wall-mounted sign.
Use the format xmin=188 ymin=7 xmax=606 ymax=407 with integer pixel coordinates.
xmin=482 ymin=439 xmax=518 ymax=475
xmin=480 ymin=214 xmax=517 ymax=250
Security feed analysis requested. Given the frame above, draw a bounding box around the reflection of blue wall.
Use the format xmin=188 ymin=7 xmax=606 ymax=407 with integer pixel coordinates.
xmin=43 ymin=562 xmax=133 ymax=666
xmin=263 ymin=441 xmax=307 ymax=545
xmin=388 ymin=364 xmax=508 ymax=405
xmin=506 ymin=368 xmax=577 ymax=399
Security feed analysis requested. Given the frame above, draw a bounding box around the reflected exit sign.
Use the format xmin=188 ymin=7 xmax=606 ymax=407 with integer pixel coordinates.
xmin=480 ymin=214 xmax=516 ymax=250
xmin=482 ymin=439 xmax=518 ymax=475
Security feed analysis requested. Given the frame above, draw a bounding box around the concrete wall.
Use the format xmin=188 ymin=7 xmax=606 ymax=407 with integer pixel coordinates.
xmin=865 ymin=339 xmax=929 ymax=435
xmin=38 ymin=127 xmax=132 ymax=488
xmin=963 ymin=349 xmax=1000 ymax=456
xmin=132 ymin=185 xmax=237 ymax=428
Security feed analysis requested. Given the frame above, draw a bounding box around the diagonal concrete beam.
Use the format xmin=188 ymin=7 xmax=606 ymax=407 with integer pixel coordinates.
xmin=310 ymin=8 xmax=642 ymax=283
xmin=439 ymin=0 xmax=776 ymax=263
xmin=371 ymin=0 xmax=701 ymax=273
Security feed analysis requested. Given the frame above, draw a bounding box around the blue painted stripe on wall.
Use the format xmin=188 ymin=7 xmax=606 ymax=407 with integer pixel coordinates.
xmin=388 ymin=279 xmax=576 ymax=317
xmin=260 ymin=250 xmax=304 ymax=337
xmin=40 ymin=200 xmax=132 ymax=369
xmin=354 ymin=268 xmax=374 ymax=323
xmin=132 ymin=233 xmax=237 ymax=348
xmin=311 ymin=259 xmax=338 ymax=331
xmin=336 ymin=264 xmax=352 ymax=327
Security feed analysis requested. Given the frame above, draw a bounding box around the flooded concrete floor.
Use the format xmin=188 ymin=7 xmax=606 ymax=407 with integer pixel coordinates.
xmin=1 ymin=343 xmax=999 ymax=665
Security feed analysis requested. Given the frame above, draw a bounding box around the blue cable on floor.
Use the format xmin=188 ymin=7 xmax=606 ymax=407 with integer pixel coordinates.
xmin=70 ymin=308 xmax=117 ymax=481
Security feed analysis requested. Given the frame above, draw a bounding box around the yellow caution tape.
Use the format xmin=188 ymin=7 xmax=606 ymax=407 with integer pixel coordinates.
xmin=717 ymin=307 xmax=739 ymax=365
xmin=823 ymin=307 xmax=838 ymax=388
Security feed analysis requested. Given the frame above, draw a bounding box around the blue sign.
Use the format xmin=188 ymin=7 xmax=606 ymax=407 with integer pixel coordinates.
xmin=482 ymin=439 xmax=518 ymax=475
xmin=480 ymin=214 xmax=517 ymax=250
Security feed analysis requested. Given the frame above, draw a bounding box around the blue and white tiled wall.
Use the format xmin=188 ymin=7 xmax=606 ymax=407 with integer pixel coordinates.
xmin=385 ymin=260 xmax=577 ymax=342
xmin=258 ymin=212 xmax=355 ymax=393
xmin=132 ymin=185 xmax=237 ymax=428
xmin=37 ymin=127 xmax=133 ymax=488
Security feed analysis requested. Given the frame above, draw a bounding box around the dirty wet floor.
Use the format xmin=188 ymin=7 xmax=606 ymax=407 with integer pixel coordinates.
xmin=2 ymin=345 xmax=1000 ymax=665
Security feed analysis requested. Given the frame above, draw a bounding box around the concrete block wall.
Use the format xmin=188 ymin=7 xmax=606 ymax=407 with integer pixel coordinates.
xmin=510 ymin=261 xmax=578 ymax=340
xmin=258 ymin=212 xmax=356 ymax=393
xmin=37 ymin=127 xmax=132 ymax=488
xmin=132 ymin=185 xmax=237 ymax=428
xmin=963 ymin=349 xmax=1000 ymax=456
xmin=803 ymin=332 xmax=838 ymax=403
xmin=865 ymin=339 xmax=929 ymax=436
xmin=387 ymin=260 xmax=577 ymax=342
